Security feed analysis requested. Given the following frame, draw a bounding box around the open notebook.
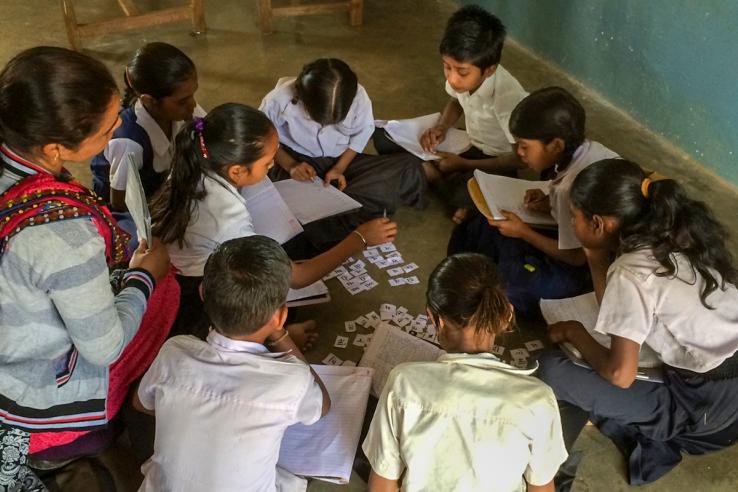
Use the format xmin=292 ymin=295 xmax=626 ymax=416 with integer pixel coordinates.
xmin=540 ymin=292 xmax=663 ymax=382
xmin=239 ymin=176 xmax=303 ymax=244
xmin=469 ymin=169 xmax=556 ymax=227
xmin=123 ymin=153 xmax=153 ymax=245
xmin=375 ymin=113 xmax=471 ymax=161
xmin=273 ymin=177 xmax=362 ymax=225
xmin=278 ymin=364 xmax=373 ymax=484
xmin=286 ymin=280 xmax=330 ymax=308
xmin=359 ymin=322 xmax=445 ymax=397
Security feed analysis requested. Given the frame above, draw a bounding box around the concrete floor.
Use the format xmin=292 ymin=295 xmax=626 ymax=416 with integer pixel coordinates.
xmin=2 ymin=0 xmax=738 ymax=490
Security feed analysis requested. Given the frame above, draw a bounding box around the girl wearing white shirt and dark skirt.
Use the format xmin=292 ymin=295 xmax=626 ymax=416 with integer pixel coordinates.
xmin=538 ymin=159 xmax=738 ymax=486
xmin=259 ymin=58 xmax=426 ymax=249
xmin=150 ymin=103 xmax=398 ymax=340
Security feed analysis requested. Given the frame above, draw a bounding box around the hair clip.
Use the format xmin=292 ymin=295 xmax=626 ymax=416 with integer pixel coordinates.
xmin=641 ymin=171 xmax=669 ymax=199
xmin=193 ymin=117 xmax=209 ymax=159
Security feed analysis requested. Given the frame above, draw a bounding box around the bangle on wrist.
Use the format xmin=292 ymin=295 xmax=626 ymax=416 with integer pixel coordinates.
xmin=352 ymin=230 xmax=368 ymax=249
xmin=267 ymin=329 xmax=289 ymax=347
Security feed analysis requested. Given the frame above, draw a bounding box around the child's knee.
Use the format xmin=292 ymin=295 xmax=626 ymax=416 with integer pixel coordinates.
xmin=535 ymin=350 xmax=571 ymax=388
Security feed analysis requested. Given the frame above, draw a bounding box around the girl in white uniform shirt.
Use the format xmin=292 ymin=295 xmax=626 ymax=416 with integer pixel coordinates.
xmin=449 ymin=87 xmax=618 ymax=318
xmin=150 ymin=103 xmax=397 ymax=340
xmin=538 ymin=159 xmax=738 ymax=486
xmin=259 ymin=58 xmax=426 ymax=249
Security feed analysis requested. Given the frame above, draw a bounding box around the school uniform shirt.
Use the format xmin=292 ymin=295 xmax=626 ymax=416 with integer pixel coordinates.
xmin=259 ymin=77 xmax=374 ymax=158
xmin=91 ymin=101 xmax=206 ymax=198
xmin=445 ymin=65 xmax=527 ymax=156
xmin=362 ymin=353 xmax=567 ymax=492
xmin=166 ymin=172 xmax=254 ymax=277
xmin=595 ymin=249 xmax=738 ymax=372
xmin=549 ymin=140 xmax=619 ymax=250
xmin=137 ymin=332 xmax=324 ymax=492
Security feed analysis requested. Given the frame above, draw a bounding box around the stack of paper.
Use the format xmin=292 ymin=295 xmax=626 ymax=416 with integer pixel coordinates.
xmin=124 ymin=153 xmax=152 ymax=245
xmin=286 ymin=280 xmax=330 ymax=307
xmin=376 ymin=113 xmax=472 ymax=161
xmin=278 ymin=365 xmax=373 ymax=484
xmin=470 ymin=170 xmax=556 ymax=226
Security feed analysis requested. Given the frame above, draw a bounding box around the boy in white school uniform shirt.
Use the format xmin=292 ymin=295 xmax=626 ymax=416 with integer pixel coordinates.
xmin=135 ymin=236 xmax=330 ymax=492
xmin=374 ymin=6 xmax=528 ymax=223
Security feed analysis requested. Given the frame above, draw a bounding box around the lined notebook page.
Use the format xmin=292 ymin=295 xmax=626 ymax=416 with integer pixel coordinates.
xmin=473 ymin=169 xmax=556 ymax=226
xmin=239 ymin=176 xmax=303 ymax=244
xmin=278 ymin=365 xmax=373 ymax=484
xmin=359 ymin=322 xmax=445 ymax=397
xmin=273 ymin=177 xmax=362 ymax=225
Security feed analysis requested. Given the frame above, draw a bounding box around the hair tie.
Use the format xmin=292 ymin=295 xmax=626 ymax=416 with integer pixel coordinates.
xmin=641 ymin=171 xmax=669 ymax=199
xmin=193 ymin=117 xmax=209 ymax=159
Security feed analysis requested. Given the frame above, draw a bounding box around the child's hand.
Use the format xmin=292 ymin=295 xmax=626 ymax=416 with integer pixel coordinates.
xmin=129 ymin=238 xmax=170 ymax=282
xmin=420 ymin=125 xmax=448 ymax=152
xmin=436 ymin=151 xmax=469 ymax=174
xmin=547 ymin=321 xmax=584 ymax=343
xmin=324 ymin=168 xmax=347 ymax=191
xmin=356 ymin=217 xmax=398 ymax=246
xmin=523 ymin=189 xmax=550 ymax=214
xmin=289 ymin=162 xmax=317 ymax=181
xmin=488 ymin=210 xmax=531 ymax=239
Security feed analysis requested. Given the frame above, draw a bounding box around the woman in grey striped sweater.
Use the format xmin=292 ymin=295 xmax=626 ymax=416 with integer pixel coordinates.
xmin=0 ymin=47 xmax=170 ymax=486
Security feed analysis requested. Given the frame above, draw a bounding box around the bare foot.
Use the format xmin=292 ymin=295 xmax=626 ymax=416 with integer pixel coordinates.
xmin=286 ymin=320 xmax=319 ymax=351
xmin=451 ymin=208 xmax=469 ymax=224
xmin=422 ymin=161 xmax=443 ymax=183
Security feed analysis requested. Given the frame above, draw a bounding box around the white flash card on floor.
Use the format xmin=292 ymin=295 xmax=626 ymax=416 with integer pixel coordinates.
xmin=512 ymin=358 xmax=528 ymax=369
xmin=404 ymin=276 xmax=420 ymax=284
xmin=334 ymin=336 xmax=349 ymax=349
xmin=354 ymin=316 xmax=368 ymax=327
xmin=510 ymin=348 xmax=530 ymax=359
xmin=389 ymin=278 xmax=406 ymax=287
xmin=386 ymin=257 xmax=403 ymax=266
xmin=380 ymin=303 xmax=396 ymax=320
xmin=375 ymin=259 xmax=391 ymax=269
xmin=379 ymin=243 xmax=397 ymax=253
xmin=367 ymin=255 xmax=383 ymax=264
xmin=525 ymin=340 xmax=544 ymax=351
xmin=385 ymin=251 xmax=402 ymax=260
xmin=387 ymin=267 xmax=404 ymax=277
xmin=397 ymin=306 xmax=408 ymax=316
xmin=353 ymin=334 xmax=370 ymax=347
xmin=366 ymin=311 xmax=380 ymax=321
xmin=363 ymin=248 xmax=380 ymax=258
xmin=350 ymin=260 xmax=366 ymax=270
xmin=347 ymin=285 xmax=364 ymax=295
xmin=403 ymin=263 xmax=419 ymax=273
xmin=491 ymin=345 xmax=505 ymax=356
xmin=322 ymin=353 xmax=343 ymax=366
xmin=345 ymin=321 xmax=357 ymax=332
xmin=343 ymin=257 xmax=355 ymax=265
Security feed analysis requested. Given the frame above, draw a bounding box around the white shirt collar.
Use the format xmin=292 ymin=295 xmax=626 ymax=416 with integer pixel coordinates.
xmin=206 ymin=329 xmax=288 ymax=358
xmin=464 ymin=70 xmax=497 ymax=100
xmin=134 ymin=100 xmax=174 ymax=157
xmin=438 ymin=352 xmax=539 ymax=374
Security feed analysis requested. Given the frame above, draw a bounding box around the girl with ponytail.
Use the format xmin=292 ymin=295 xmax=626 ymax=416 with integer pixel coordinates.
xmin=538 ymin=159 xmax=738 ymax=486
xmin=449 ymin=87 xmax=619 ymax=318
xmin=151 ymin=103 xmax=398 ymax=341
xmin=363 ymin=253 xmax=568 ymax=492
xmin=90 ymin=42 xmax=204 ymax=214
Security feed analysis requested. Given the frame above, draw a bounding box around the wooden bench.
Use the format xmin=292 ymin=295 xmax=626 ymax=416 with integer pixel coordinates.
xmin=60 ymin=0 xmax=206 ymax=50
xmin=258 ymin=0 xmax=363 ymax=34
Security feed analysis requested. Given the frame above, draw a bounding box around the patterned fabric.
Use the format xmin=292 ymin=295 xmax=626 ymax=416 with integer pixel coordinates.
xmin=0 ymin=426 xmax=46 ymax=492
xmin=0 ymin=164 xmax=129 ymax=267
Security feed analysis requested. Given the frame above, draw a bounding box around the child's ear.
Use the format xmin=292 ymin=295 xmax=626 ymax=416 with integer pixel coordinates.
xmin=482 ymin=64 xmax=498 ymax=78
xmin=547 ymin=137 xmax=566 ymax=156
xmin=227 ymin=164 xmax=251 ymax=183
xmin=139 ymin=94 xmax=157 ymax=108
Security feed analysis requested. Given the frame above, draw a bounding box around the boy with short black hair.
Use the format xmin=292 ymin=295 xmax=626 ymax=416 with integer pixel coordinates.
xmin=135 ymin=236 xmax=330 ymax=492
xmin=375 ymin=5 xmax=528 ymax=223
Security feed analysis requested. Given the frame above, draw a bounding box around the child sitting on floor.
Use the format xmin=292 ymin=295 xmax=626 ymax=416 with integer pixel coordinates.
xmin=259 ymin=58 xmax=425 ymax=248
xmin=135 ymin=235 xmax=330 ymax=492
xmin=362 ymin=253 xmax=567 ymax=492
xmin=373 ymin=5 xmax=528 ymax=223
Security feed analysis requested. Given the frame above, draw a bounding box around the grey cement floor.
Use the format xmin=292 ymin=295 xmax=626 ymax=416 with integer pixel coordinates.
xmin=2 ymin=0 xmax=738 ymax=490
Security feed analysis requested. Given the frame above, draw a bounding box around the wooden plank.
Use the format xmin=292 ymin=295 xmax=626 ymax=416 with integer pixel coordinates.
xmin=116 ymin=0 xmax=141 ymax=17
xmin=270 ymin=3 xmax=351 ymax=18
xmin=191 ymin=0 xmax=207 ymax=33
xmin=75 ymin=7 xmax=191 ymax=39
xmin=59 ymin=0 xmax=81 ymax=50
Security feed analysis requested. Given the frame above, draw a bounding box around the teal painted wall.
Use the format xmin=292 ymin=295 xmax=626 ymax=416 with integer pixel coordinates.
xmin=466 ymin=1 xmax=738 ymax=185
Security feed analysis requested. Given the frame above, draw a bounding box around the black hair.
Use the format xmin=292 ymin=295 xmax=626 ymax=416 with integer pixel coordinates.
xmin=203 ymin=236 xmax=292 ymax=336
xmin=570 ymin=159 xmax=738 ymax=307
xmin=122 ymin=42 xmax=196 ymax=107
xmin=150 ymin=103 xmax=275 ymax=247
xmin=439 ymin=5 xmax=506 ymax=70
xmin=509 ymin=87 xmax=586 ymax=173
xmin=426 ymin=253 xmax=514 ymax=335
xmin=293 ymin=58 xmax=358 ymax=126
xmin=0 ymin=46 xmax=118 ymax=170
